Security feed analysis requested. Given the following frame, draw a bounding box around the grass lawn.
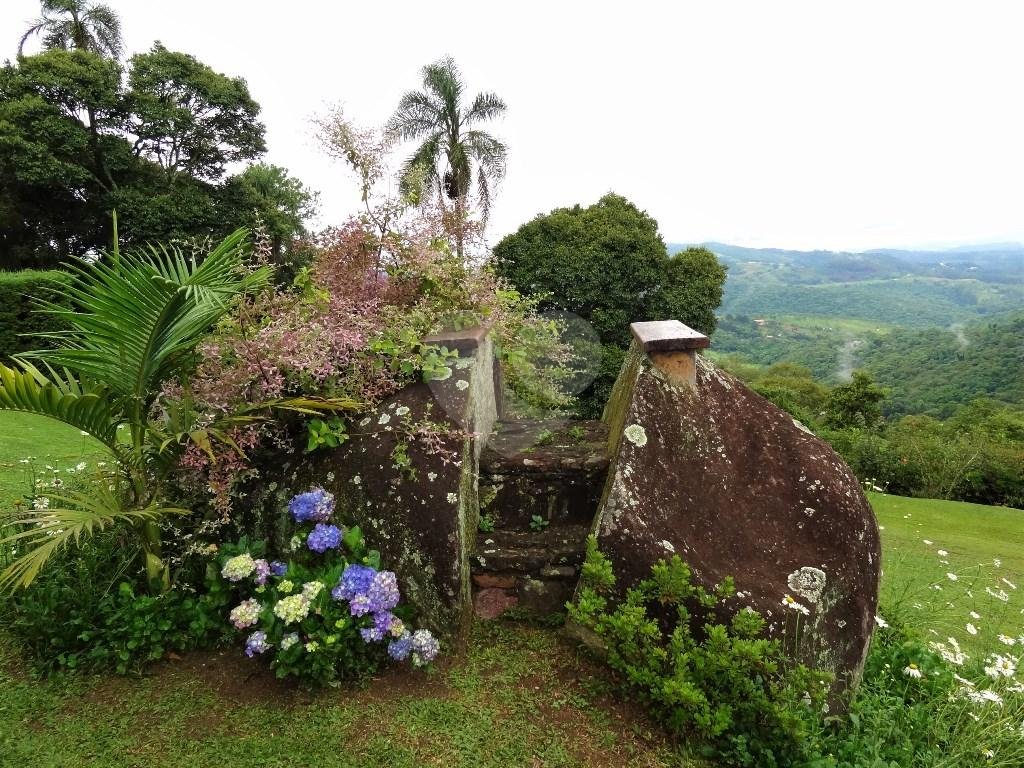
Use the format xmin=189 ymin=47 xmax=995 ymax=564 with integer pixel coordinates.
xmin=0 ymin=412 xmax=108 ymax=510
xmin=0 ymin=621 xmax=692 ymax=768
xmin=870 ymin=491 xmax=1024 ymax=656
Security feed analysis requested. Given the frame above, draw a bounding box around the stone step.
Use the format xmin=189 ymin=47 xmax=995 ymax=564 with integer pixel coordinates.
xmin=471 ymin=524 xmax=590 ymax=575
xmin=479 ymin=419 xmax=609 ymax=530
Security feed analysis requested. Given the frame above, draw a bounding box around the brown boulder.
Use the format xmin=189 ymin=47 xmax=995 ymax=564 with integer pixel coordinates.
xmin=592 ymin=324 xmax=881 ymax=695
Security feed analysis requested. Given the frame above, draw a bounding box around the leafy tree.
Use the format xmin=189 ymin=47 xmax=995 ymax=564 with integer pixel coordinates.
xmin=219 ymin=163 xmax=318 ymax=260
xmin=18 ymin=0 xmax=123 ymax=59
xmin=387 ymin=56 xmax=506 ymax=225
xmin=824 ymin=370 xmax=887 ymax=430
xmin=125 ymin=43 xmax=266 ymax=182
xmin=652 ymin=246 xmax=728 ymax=336
xmin=493 ymin=194 xmax=727 ymax=416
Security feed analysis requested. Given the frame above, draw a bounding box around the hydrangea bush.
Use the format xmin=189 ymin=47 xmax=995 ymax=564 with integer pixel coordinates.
xmin=210 ymin=487 xmax=438 ymax=685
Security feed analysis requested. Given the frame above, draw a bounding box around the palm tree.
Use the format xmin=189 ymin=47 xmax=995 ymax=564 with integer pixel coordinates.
xmin=18 ymin=0 xmax=123 ymax=59
xmin=387 ymin=57 xmax=507 ymax=228
xmin=0 ymin=228 xmax=354 ymax=593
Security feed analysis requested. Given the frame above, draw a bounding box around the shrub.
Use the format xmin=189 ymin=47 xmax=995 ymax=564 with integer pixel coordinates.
xmin=568 ymin=537 xmax=830 ymax=767
xmin=210 ymin=487 xmax=439 ymax=686
xmin=0 ymin=529 xmax=228 ymax=674
xmin=0 ymin=269 xmax=71 ymax=360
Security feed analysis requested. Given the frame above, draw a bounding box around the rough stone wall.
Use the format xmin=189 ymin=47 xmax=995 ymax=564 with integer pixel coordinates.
xmin=244 ymin=335 xmax=497 ymax=639
xmin=592 ymin=341 xmax=881 ymax=693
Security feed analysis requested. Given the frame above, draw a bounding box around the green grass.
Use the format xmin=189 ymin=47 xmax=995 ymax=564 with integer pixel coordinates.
xmin=870 ymin=492 xmax=1024 ymax=656
xmin=0 ymin=412 xmax=107 ymax=510
xmin=0 ymin=621 xmax=691 ymax=768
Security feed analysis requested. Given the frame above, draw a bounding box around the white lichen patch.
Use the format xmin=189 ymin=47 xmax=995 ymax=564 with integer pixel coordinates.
xmin=427 ymin=472 xmax=438 ymax=482
xmin=787 ymin=566 xmax=827 ymax=604
xmin=660 ymin=539 xmax=675 ymax=553
xmin=792 ymin=418 xmax=814 ymax=435
xmin=395 ymin=406 xmax=410 ymax=416
xmin=446 ymin=492 xmax=458 ymax=504
xmin=378 ymin=413 xmax=391 ymax=425
xmin=455 ymin=379 xmax=470 ymax=391
xmin=624 ymin=424 xmax=648 ymax=447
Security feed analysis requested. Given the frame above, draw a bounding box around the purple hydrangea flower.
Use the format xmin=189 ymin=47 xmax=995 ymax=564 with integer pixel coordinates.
xmin=411 ymin=629 xmax=440 ymax=666
xmin=269 ymin=560 xmax=288 ymax=577
xmin=252 ymin=558 xmax=270 ymax=586
xmin=349 ymin=593 xmax=371 ymax=617
xmin=288 ymin=487 xmax=335 ymax=523
xmin=388 ymin=631 xmax=412 ymax=661
xmin=333 ymin=564 xmax=377 ymax=601
xmin=307 ymin=523 xmax=342 ymax=553
xmin=359 ymin=611 xmax=395 ymax=643
xmin=245 ymin=631 xmax=271 ymax=657
xmin=366 ymin=570 xmax=400 ymax=613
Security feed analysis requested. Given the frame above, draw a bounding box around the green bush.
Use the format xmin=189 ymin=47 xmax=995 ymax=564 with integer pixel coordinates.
xmin=0 ymin=269 xmax=71 ymax=360
xmin=568 ymin=537 xmax=830 ymax=767
xmin=0 ymin=530 xmax=229 ymax=674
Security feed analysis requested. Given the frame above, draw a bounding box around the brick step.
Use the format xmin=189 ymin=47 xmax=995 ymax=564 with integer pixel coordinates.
xmin=479 ymin=419 xmax=609 ymax=530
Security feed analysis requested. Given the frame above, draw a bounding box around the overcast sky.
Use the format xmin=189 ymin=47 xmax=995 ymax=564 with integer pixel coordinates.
xmin=4 ymin=0 xmax=1024 ymax=251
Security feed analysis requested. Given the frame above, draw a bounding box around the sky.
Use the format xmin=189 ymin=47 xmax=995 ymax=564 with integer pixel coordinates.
xmin=4 ymin=0 xmax=1024 ymax=252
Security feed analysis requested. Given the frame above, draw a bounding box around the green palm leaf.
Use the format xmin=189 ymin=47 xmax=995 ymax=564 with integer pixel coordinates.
xmin=0 ymin=361 xmax=120 ymax=450
xmin=23 ymin=228 xmax=269 ymax=415
xmin=0 ymin=487 xmax=188 ymax=592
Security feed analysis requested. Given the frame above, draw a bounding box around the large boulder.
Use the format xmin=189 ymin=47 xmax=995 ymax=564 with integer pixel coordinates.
xmin=592 ymin=322 xmax=881 ymax=694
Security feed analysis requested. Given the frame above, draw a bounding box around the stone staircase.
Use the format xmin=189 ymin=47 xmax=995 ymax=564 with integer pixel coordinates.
xmin=471 ymin=418 xmax=609 ymax=618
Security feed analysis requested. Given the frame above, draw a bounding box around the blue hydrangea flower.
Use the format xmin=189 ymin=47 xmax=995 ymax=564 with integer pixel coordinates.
xmin=388 ymin=631 xmax=412 ymax=661
xmin=252 ymin=558 xmax=271 ymax=586
xmin=307 ymin=523 xmax=342 ymax=553
xmin=349 ymin=593 xmax=371 ymax=617
xmin=288 ymin=487 xmax=335 ymax=523
xmin=245 ymin=631 xmax=271 ymax=657
xmin=366 ymin=570 xmax=400 ymax=613
xmin=411 ymin=629 xmax=440 ymax=666
xmin=333 ymin=564 xmax=377 ymax=601
xmin=269 ymin=560 xmax=288 ymax=577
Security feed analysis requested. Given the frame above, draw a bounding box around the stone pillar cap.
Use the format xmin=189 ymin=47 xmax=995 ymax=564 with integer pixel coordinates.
xmin=630 ymin=320 xmax=710 ymax=352
xmin=422 ymin=325 xmax=490 ymax=352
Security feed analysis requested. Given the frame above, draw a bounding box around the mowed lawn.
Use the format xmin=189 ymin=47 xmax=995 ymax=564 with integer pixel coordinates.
xmin=0 ymin=412 xmax=108 ymax=510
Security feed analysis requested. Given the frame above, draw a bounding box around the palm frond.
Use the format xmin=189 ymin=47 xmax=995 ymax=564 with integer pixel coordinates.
xmin=422 ymin=56 xmax=462 ymax=122
xmin=387 ymin=90 xmax=442 ymax=141
xmin=0 ymin=361 xmax=120 ymax=450
xmin=464 ymin=92 xmax=507 ymax=125
xmin=23 ymin=228 xmax=267 ymax=412
xmin=0 ymin=488 xmax=187 ymax=592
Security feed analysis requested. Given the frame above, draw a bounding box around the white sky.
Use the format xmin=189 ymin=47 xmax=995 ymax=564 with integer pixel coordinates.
xmin=4 ymin=0 xmax=1024 ymax=251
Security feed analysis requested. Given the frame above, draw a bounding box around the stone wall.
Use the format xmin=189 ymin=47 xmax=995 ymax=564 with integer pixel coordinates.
xmin=591 ymin=321 xmax=881 ymax=695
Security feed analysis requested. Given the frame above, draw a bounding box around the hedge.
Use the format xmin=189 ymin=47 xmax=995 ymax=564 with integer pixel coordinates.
xmin=0 ymin=270 xmax=72 ymax=361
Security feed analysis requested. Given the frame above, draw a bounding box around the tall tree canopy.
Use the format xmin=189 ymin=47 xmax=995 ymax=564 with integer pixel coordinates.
xmin=387 ymin=56 xmax=506 ymax=223
xmin=18 ymin=0 xmax=123 ymax=59
xmin=0 ymin=29 xmax=310 ymax=268
xmin=126 ymin=43 xmax=266 ymax=182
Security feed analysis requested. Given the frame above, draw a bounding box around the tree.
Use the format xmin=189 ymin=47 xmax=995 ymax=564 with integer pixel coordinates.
xmin=652 ymin=246 xmax=728 ymax=337
xmin=220 ymin=163 xmax=318 ymax=260
xmin=0 ymin=50 xmax=123 ymax=266
xmin=18 ymin=0 xmax=123 ymax=59
xmin=493 ymin=193 xmax=727 ymax=415
xmin=824 ymin=370 xmax=887 ymax=430
xmin=126 ymin=43 xmax=266 ymax=182
xmin=387 ymin=57 xmax=507 ymax=227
